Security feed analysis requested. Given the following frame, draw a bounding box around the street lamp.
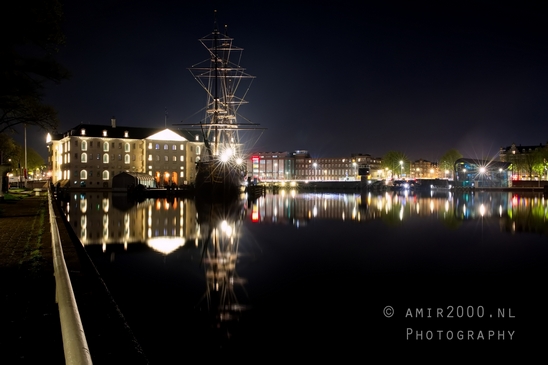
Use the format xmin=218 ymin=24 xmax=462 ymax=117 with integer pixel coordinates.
xmin=399 ymin=160 xmax=403 ymax=178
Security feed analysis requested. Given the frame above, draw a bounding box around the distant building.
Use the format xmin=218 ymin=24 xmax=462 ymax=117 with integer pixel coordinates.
xmin=499 ymin=142 xmax=548 ymax=180
xmin=454 ymin=158 xmax=511 ymax=188
xmin=410 ymin=159 xmax=439 ymax=179
xmin=248 ymin=151 xmax=381 ymax=181
xmin=46 ymin=119 xmax=204 ymax=189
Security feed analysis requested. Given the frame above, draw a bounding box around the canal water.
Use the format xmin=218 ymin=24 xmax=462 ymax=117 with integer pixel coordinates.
xmin=61 ymin=189 xmax=548 ymax=360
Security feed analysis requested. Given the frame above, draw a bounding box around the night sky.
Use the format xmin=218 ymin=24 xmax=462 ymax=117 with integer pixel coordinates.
xmin=21 ymin=1 xmax=548 ymax=162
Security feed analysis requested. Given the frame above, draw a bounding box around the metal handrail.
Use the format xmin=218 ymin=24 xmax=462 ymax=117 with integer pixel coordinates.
xmin=48 ymin=192 xmax=93 ymax=365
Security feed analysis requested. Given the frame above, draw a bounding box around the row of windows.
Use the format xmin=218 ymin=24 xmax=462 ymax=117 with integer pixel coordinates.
xmin=75 ymin=153 xmax=137 ymax=164
xmin=146 ymin=143 xmax=200 ymax=155
xmin=75 ymin=140 xmax=134 ymax=152
xmin=148 ymin=155 xmax=185 ymax=162
xmin=79 ymin=170 xmax=111 ymax=180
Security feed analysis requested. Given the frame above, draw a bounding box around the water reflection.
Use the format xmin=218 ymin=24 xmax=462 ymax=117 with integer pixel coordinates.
xmin=247 ymin=189 xmax=548 ymax=235
xmin=59 ymin=190 xmax=548 ymax=358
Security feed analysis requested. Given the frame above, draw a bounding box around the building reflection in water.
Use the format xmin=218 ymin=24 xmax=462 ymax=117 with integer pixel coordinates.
xmin=61 ymin=192 xmax=248 ymax=341
xmin=59 ymin=189 xmax=547 ymax=355
xmin=247 ymin=189 xmax=548 ymax=235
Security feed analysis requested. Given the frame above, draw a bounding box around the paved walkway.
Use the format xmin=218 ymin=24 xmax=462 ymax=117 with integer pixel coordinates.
xmin=0 ymin=193 xmax=149 ymax=364
xmin=0 ymin=194 xmax=64 ymax=364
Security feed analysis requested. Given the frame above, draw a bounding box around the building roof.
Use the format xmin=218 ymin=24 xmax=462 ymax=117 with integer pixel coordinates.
xmin=52 ymin=123 xmax=201 ymax=142
xmin=500 ymin=142 xmax=547 ymax=154
xmin=454 ymin=158 xmax=511 ymax=170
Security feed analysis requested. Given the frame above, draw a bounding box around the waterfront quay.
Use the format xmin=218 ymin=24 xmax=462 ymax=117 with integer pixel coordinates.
xmin=0 ymin=190 xmax=149 ymax=364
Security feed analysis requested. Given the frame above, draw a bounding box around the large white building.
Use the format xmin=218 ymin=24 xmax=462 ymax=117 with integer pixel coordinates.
xmin=47 ymin=119 xmax=205 ymax=189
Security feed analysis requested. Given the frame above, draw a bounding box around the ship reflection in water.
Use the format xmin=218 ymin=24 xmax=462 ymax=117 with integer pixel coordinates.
xmin=60 ymin=189 xmax=548 ymax=359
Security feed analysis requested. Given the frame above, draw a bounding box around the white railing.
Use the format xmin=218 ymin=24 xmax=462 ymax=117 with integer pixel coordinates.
xmin=48 ymin=192 xmax=93 ymax=365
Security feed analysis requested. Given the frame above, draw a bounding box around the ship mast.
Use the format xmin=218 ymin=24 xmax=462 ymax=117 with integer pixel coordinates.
xmin=178 ymin=13 xmax=259 ymax=163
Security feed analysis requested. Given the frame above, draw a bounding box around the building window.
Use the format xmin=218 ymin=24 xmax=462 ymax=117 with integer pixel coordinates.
xmin=164 ymin=156 xmax=168 ymax=162
xmin=103 ymin=142 xmax=109 ymax=151
xmin=103 ymin=154 xmax=109 ymax=163
xmin=196 ymin=146 xmax=200 ymax=154
xmin=164 ymin=144 xmax=168 ymax=150
xmin=118 ymin=154 xmax=122 ymax=161
xmin=97 ymin=154 xmax=100 ymax=160
xmin=102 ymin=130 xmax=107 ymax=137
xmin=155 ymin=144 xmax=160 ymax=150
xmin=74 ymin=153 xmax=78 ymax=159
xmin=124 ymin=154 xmax=130 ymax=164
xmin=124 ymin=131 xmax=129 ymax=138
xmin=81 ymin=140 xmax=87 ymax=151
xmin=124 ymin=143 xmax=130 ymax=152
xmin=156 ymin=155 xmax=160 ymax=161
xmin=172 ymin=145 xmax=177 ymax=150
xmin=180 ymin=144 xmax=184 ymax=150
xmin=81 ymin=153 xmax=87 ymax=163
xmin=81 ymin=129 xmax=86 ymax=136
xmin=102 ymin=170 xmax=109 ymax=180
xmin=148 ymin=142 xmax=152 ymax=149
xmin=180 ymin=156 xmax=184 ymax=162
xmin=80 ymin=170 xmax=87 ymax=179
xmin=148 ymin=155 xmax=152 ymax=161
xmin=172 ymin=156 xmax=177 ymax=162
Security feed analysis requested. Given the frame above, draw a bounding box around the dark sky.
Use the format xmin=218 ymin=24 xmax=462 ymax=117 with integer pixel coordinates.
xmin=24 ymin=0 xmax=548 ymax=162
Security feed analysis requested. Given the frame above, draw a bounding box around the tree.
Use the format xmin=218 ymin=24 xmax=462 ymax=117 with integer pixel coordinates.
xmin=0 ymin=0 xmax=70 ymax=135
xmin=381 ymin=151 xmax=409 ymax=179
xmin=439 ymin=149 xmax=462 ymax=179
xmin=0 ymin=133 xmax=19 ymax=165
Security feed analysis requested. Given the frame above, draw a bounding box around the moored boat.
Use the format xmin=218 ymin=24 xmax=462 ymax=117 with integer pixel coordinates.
xmin=177 ymin=12 xmax=263 ymax=199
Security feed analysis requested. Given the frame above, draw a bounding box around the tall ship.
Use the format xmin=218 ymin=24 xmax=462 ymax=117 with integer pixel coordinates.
xmin=178 ymin=14 xmax=261 ymax=199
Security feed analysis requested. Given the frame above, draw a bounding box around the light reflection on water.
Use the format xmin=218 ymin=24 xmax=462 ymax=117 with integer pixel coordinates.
xmin=61 ymin=190 xmax=548 ymax=359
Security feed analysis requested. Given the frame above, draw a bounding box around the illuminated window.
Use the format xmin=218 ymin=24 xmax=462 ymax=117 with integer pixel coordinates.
xmin=148 ymin=155 xmax=152 ymax=161
xmin=81 ymin=129 xmax=86 ymax=136
xmin=102 ymin=130 xmax=107 ymax=137
xmin=164 ymin=156 xmax=168 ymax=162
xmin=148 ymin=142 xmax=152 ymax=149
xmin=155 ymin=144 xmax=159 ymax=150
xmin=180 ymin=144 xmax=184 ymax=150
xmin=124 ymin=131 xmax=129 ymax=137
xmin=103 ymin=154 xmax=109 ymax=163
xmin=80 ymin=170 xmax=87 ymax=179
xmin=81 ymin=153 xmax=87 ymax=163
xmin=172 ymin=145 xmax=176 ymax=150
xmin=164 ymin=144 xmax=168 ymax=150
xmin=124 ymin=154 xmax=130 ymax=164
xmin=124 ymin=143 xmax=130 ymax=152
xmin=103 ymin=142 xmax=109 ymax=151
xmin=180 ymin=156 xmax=184 ymax=162
xmin=102 ymin=170 xmax=109 ymax=180
xmin=172 ymin=156 xmax=177 ymax=162
xmin=196 ymin=146 xmax=200 ymax=155
xmin=81 ymin=140 xmax=87 ymax=151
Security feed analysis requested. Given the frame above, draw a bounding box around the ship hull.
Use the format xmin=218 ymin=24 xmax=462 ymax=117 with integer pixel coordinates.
xmin=194 ymin=159 xmax=243 ymax=198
